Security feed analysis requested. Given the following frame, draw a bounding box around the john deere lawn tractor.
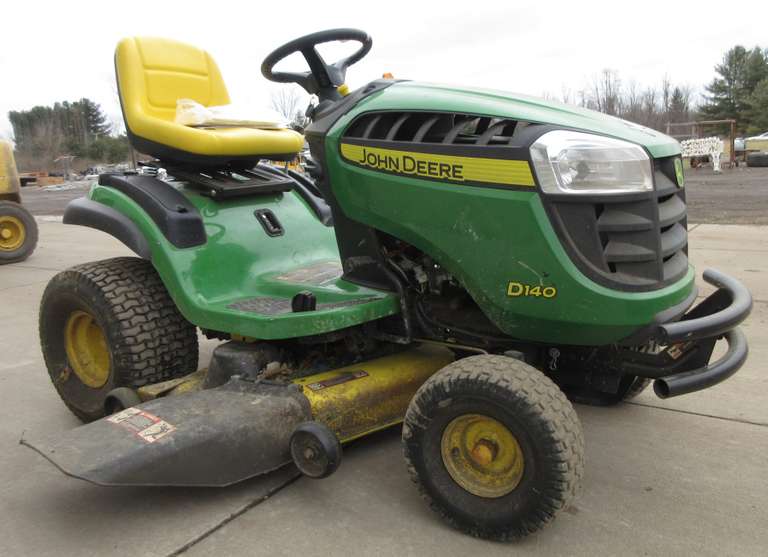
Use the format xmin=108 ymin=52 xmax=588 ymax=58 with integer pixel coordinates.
xmin=25 ymin=30 xmax=752 ymax=540
xmin=0 ymin=140 xmax=38 ymax=263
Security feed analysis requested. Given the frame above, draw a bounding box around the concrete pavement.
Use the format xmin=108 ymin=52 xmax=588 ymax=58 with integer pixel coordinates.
xmin=1 ymin=220 xmax=766 ymax=556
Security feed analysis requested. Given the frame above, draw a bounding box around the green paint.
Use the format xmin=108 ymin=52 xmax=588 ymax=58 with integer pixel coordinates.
xmin=88 ymin=184 xmax=399 ymax=339
xmin=319 ymin=82 xmax=694 ymax=345
xmin=347 ymin=82 xmax=682 ymax=158
xmin=84 ymin=79 xmax=692 ymax=346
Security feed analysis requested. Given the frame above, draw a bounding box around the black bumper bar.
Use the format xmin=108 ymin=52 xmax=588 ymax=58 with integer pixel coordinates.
xmin=623 ymin=269 xmax=751 ymax=399
xmin=653 ymin=328 xmax=748 ymax=398
xmin=657 ymin=269 xmax=752 ymax=343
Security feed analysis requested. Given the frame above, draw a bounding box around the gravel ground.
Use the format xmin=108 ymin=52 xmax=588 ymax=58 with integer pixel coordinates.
xmin=18 ymin=167 xmax=768 ymax=224
xmin=684 ymin=166 xmax=768 ymax=225
xmin=20 ymin=180 xmax=93 ymax=216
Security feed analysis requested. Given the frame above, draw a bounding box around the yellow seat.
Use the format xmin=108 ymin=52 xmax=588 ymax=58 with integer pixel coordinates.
xmin=116 ymin=37 xmax=304 ymax=165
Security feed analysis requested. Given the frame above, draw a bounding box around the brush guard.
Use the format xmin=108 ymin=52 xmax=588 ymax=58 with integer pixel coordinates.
xmin=620 ymin=269 xmax=752 ymax=398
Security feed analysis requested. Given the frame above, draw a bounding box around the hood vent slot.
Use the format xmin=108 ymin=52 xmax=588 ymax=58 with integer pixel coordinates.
xmin=344 ymin=111 xmax=519 ymax=146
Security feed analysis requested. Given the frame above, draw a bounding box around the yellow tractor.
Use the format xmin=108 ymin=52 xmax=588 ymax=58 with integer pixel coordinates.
xmin=0 ymin=140 xmax=38 ymax=264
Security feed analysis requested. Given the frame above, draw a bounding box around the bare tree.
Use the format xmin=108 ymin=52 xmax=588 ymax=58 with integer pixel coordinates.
xmin=14 ymin=119 xmax=64 ymax=172
xmin=270 ymin=87 xmax=305 ymax=126
xmin=582 ymin=69 xmax=623 ymax=115
xmin=661 ymin=74 xmax=672 ymax=116
xmin=565 ymin=69 xmax=701 ymax=132
xmin=577 ymin=88 xmax=591 ymax=109
xmin=623 ymin=80 xmax=642 ymax=123
xmin=600 ymin=69 xmax=622 ymax=115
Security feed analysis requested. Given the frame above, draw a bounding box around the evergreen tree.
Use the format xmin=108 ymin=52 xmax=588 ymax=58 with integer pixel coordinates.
xmin=8 ymin=98 xmax=123 ymax=168
xmin=745 ymin=78 xmax=768 ymax=135
xmin=668 ymin=86 xmax=690 ymax=124
xmin=700 ymin=46 xmax=768 ymax=132
xmin=79 ymin=98 xmax=111 ymax=137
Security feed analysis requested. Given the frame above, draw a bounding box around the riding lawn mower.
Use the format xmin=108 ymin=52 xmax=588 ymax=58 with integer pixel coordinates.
xmin=0 ymin=140 xmax=38 ymax=264
xmin=23 ymin=29 xmax=751 ymax=541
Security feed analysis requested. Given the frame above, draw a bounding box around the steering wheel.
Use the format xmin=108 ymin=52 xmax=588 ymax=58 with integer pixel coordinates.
xmin=261 ymin=29 xmax=372 ymax=101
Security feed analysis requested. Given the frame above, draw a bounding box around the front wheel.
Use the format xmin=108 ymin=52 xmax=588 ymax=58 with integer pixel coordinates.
xmin=39 ymin=257 xmax=199 ymax=421
xmin=403 ymin=355 xmax=584 ymax=541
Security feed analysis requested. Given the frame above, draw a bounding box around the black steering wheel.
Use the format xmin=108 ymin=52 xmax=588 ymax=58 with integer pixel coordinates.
xmin=261 ymin=29 xmax=372 ymax=101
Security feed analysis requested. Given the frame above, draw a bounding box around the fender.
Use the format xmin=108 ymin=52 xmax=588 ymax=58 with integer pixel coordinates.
xmin=64 ymin=173 xmax=208 ymax=258
xmin=63 ymin=197 xmax=151 ymax=259
xmin=64 ymin=181 xmax=397 ymax=340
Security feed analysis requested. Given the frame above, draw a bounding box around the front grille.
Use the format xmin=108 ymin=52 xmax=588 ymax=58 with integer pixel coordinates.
xmin=544 ymin=156 xmax=688 ymax=291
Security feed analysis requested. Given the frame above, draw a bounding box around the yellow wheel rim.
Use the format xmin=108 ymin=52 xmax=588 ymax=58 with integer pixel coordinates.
xmin=64 ymin=310 xmax=111 ymax=388
xmin=441 ymin=413 xmax=524 ymax=498
xmin=0 ymin=215 xmax=25 ymax=251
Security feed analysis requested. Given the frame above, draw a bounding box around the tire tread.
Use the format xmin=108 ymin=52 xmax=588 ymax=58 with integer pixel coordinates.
xmin=403 ymin=355 xmax=584 ymax=541
xmin=40 ymin=257 xmax=198 ymax=420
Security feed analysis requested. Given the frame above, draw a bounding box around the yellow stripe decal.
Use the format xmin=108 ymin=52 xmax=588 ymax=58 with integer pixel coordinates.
xmin=340 ymin=143 xmax=535 ymax=187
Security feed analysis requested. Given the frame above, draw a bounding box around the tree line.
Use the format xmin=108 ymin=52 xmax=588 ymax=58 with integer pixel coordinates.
xmin=569 ymin=71 xmax=694 ymax=132
xmin=6 ymin=44 xmax=767 ymax=173
xmin=8 ymin=98 xmax=129 ymax=172
xmin=575 ymin=45 xmax=768 ymax=136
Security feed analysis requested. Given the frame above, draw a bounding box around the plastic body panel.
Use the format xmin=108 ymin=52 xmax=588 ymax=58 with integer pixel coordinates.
xmin=321 ymin=82 xmax=695 ymax=346
xmin=84 ymin=182 xmax=398 ymax=339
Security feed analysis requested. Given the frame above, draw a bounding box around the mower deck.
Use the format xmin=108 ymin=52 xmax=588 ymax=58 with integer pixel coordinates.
xmin=23 ymin=345 xmax=454 ymax=487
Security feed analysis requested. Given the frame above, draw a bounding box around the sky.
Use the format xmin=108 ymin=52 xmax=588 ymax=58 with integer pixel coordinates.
xmin=1 ymin=0 xmax=766 ymax=139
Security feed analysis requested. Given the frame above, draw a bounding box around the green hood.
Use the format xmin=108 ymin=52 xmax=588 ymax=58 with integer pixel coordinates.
xmin=355 ymin=81 xmax=681 ymax=159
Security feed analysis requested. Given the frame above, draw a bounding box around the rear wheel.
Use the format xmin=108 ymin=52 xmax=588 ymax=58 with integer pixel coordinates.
xmin=40 ymin=257 xmax=198 ymax=421
xmin=746 ymin=152 xmax=768 ymax=167
xmin=0 ymin=201 xmax=38 ymax=264
xmin=403 ymin=355 xmax=584 ymax=541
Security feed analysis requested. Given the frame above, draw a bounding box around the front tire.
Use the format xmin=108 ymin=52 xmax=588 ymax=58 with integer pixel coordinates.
xmin=0 ymin=201 xmax=38 ymax=264
xmin=403 ymin=355 xmax=584 ymax=541
xmin=40 ymin=257 xmax=198 ymax=421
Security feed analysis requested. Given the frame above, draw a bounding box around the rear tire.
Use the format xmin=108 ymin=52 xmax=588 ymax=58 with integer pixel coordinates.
xmin=403 ymin=355 xmax=584 ymax=541
xmin=746 ymin=152 xmax=768 ymax=167
xmin=40 ymin=257 xmax=198 ymax=422
xmin=0 ymin=201 xmax=38 ymax=264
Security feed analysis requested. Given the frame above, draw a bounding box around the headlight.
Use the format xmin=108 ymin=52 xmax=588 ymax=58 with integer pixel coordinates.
xmin=530 ymin=130 xmax=653 ymax=195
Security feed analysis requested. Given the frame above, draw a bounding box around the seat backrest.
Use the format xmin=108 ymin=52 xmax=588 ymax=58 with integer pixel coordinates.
xmin=116 ymin=36 xmax=230 ymax=130
xmin=0 ymin=140 xmax=21 ymax=201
